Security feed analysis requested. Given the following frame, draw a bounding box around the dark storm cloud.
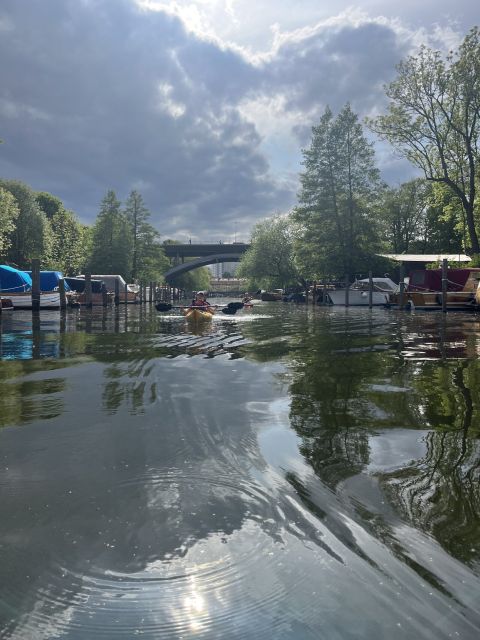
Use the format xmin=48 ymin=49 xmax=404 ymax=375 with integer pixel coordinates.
xmin=0 ymin=0 xmax=279 ymax=238
xmin=0 ymin=0 xmax=418 ymax=238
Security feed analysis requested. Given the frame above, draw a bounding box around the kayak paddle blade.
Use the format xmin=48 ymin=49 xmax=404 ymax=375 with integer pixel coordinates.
xmin=156 ymin=302 xmax=173 ymax=312
xmin=221 ymin=307 xmax=237 ymax=315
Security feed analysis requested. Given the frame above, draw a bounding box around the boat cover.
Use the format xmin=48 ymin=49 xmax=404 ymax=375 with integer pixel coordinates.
xmin=25 ymin=271 xmax=71 ymax=292
xmin=65 ymin=277 xmax=104 ymax=293
xmin=0 ymin=265 xmax=32 ymax=293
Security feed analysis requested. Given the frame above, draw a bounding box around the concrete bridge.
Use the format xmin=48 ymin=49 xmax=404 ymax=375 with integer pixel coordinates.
xmin=163 ymin=243 xmax=250 ymax=281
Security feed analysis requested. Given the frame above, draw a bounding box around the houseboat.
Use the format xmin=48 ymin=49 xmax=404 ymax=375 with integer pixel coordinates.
xmin=391 ymin=268 xmax=480 ymax=310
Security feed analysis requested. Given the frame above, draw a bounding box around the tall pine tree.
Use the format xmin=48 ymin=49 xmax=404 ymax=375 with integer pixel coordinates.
xmin=88 ymin=190 xmax=132 ymax=279
xmin=294 ymin=104 xmax=384 ymax=279
xmin=124 ymin=190 xmax=169 ymax=282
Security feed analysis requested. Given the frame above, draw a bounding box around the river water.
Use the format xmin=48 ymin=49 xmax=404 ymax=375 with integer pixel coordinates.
xmin=0 ymin=301 xmax=479 ymax=639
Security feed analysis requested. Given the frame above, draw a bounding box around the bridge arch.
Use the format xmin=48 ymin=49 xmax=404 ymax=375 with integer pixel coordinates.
xmin=164 ymin=253 xmax=244 ymax=282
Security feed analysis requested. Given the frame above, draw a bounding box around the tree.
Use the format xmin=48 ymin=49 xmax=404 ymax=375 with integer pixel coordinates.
xmin=237 ymin=215 xmax=298 ymax=290
xmin=49 ymin=208 xmax=87 ymax=275
xmin=0 ymin=179 xmax=52 ymax=268
xmin=88 ymin=190 xmax=132 ymax=279
xmin=294 ymin=104 xmax=384 ymax=279
xmin=0 ymin=187 xmax=19 ymax=258
xmin=35 ymin=192 xmax=64 ymax=220
xmin=368 ymin=27 xmax=480 ymax=254
xmin=416 ymin=183 xmax=464 ymax=254
xmin=170 ymin=266 xmax=211 ymax=292
xmin=36 ymin=191 xmax=86 ymax=274
xmin=124 ymin=190 xmax=169 ymax=282
xmin=383 ymin=179 xmax=430 ymax=253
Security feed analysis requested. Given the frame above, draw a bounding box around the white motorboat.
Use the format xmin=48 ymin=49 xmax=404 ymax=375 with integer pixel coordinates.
xmin=325 ymin=277 xmax=398 ymax=306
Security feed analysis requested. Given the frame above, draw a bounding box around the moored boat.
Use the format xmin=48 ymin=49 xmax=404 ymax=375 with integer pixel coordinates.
xmin=65 ymin=277 xmax=114 ymax=305
xmin=324 ymin=278 xmax=398 ymax=306
xmin=390 ymin=268 xmax=480 ymax=310
xmin=77 ymin=274 xmax=139 ymax=303
xmin=260 ymin=290 xmax=283 ymax=301
xmin=0 ymin=265 xmax=62 ymax=309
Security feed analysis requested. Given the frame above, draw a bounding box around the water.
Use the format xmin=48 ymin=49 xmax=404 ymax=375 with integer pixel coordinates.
xmin=0 ymin=302 xmax=479 ymax=639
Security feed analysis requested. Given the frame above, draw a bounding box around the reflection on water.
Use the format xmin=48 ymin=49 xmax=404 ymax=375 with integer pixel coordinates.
xmin=0 ymin=303 xmax=480 ymax=639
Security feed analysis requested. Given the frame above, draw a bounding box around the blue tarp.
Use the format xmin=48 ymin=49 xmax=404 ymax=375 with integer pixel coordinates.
xmin=25 ymin=271 xmax=70 ymax=292
xmin=0 ymin=265 xmax=32 ymax=293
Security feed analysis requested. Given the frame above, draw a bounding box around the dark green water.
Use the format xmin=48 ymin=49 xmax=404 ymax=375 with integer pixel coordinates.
xmin=0 ymin=302 xmax=479 ymax=639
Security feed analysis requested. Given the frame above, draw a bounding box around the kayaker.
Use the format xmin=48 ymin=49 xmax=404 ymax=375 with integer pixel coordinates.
xmin=191 ymin=291 xmax=211 ymax=308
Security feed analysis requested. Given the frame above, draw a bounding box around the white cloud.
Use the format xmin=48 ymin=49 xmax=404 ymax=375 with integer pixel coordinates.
xmin=156 ymin=82 xmax=187 ymax=118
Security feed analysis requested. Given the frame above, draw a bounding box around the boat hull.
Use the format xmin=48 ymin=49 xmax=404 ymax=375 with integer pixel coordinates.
xmin=183 ymin=307 xmax=215 ymax=322
xmin=391 ymin=291 xmax=476 ymax=311
xmin=2 ymin=292 xmax=61 ymax=309
xmin=326 ymin=289 xmax=390 ymax=306
xmin=260 ymin=292 xmax=282 ymax=301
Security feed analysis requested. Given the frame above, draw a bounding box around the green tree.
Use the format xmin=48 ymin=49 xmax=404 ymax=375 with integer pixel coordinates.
xmin=171 ymin=266 xmax=211 ymax=292
xmin=294 ymin=104 xmax=384 ymax=279
xmin=383 ymin=179 xmax=431 ymax=253
xmin=237 ymin=215 xmax=298 ymax=290
xmin=124 ymin=190 xmax=169 ymax=282
xmin=0 ymin=179 xmax=52 ymax=268
xmin=0 ymin=187 xmax=19 ymax=258
xmin=49 ymin=208 xmax=86 ymax=275
xmin=414 ymin=183 xmax=464 ymax=254
xmin=368 ymin=27 xmax=480 ymax=254
xmin=36 ymin=191 xmax=86 ymax=275
xmin=88 ymin=190 xmax=132 ymax=279
xmin=35 ymin=192 xmax=64 ymax=220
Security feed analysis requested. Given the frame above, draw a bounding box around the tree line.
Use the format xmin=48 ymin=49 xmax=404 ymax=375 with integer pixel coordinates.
xmin=0 ymin=181 xmax=210 ymax=289
xmin=238 ymin=27 xmax=480 ymax=290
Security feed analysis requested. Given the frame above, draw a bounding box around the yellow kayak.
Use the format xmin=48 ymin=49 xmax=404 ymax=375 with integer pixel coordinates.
xmin=183 ymin=307 xmax=215 ymax=322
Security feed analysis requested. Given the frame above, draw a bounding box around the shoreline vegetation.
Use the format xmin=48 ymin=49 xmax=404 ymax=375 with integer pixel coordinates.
xmin=1 ymin=28 xmax=480 ymax=292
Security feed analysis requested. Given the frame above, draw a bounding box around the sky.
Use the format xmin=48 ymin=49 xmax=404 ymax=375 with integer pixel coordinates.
xmin=0 ymin=0 xmax=477 ymax=242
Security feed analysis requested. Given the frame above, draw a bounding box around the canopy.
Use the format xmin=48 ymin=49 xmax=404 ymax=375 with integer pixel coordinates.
xmin=0 ymin=265 xmax=32 ymax=293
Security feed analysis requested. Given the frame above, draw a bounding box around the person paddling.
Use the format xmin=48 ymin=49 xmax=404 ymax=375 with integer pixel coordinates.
xmin=191 ymin=291 xmax=211 ymax=309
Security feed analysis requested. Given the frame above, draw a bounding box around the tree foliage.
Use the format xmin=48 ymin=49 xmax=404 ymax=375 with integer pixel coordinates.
xmin=368 ymin=27 xmax=480 ymax=254
xmin=0 ymin=179 xmax=52 ymax=268
xmin=88 ymin=190 xmax=132 ymax=279
xmin=383 ymin=179 xmax=431 ymax=253
xmin=170 ymin=266 xmax=211 ymax=292
xmin=0 ymin=187 xmax=19 ymax=258
xmin=124 ymin=190 xmax=169 ymax=282
xmin=294 ymin=104 xmax=384 ymax=279
xmin=237 ymin=215 xmax=298 ymax=290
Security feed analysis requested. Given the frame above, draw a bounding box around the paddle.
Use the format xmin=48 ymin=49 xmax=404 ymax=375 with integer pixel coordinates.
xmin=155 ymin=301 xmax=244 ymax=315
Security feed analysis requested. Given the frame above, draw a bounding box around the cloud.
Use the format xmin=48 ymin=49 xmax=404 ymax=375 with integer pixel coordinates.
xmin=0 ymin=0 xmax=475 ymax=240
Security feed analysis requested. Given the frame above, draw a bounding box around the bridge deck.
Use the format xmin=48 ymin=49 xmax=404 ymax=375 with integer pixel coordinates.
xmin=163 ymin=243 xmax=250 ymax=258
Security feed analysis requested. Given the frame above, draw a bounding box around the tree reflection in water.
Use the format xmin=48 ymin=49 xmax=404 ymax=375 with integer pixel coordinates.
xmin=241 ymin=308 xmax=480 ymax=569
